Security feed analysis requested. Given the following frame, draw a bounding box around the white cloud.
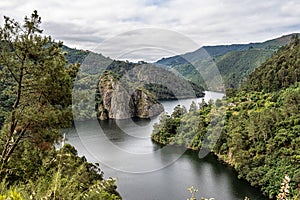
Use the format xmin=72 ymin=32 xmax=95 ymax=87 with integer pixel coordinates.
xmin=0 ymin=0 xmax=300 ymax=61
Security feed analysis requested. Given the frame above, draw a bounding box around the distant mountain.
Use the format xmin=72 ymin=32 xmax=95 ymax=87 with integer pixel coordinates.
xmin=63 ymin=46 xmax=204 ymax=101
xmin=156 ymin=33 xmax=300 ymax=90
xmin=157 ymin=44 xmax=254 ymax=66
xmin=62 ymin=33 xmax=299 ymax=93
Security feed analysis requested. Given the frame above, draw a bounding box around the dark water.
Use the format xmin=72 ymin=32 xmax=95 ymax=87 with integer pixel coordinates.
xmin=66 ymin=91 xmax=268 ymax=200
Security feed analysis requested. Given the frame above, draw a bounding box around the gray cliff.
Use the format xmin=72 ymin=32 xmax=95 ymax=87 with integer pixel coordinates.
xmin=97 ymin=71 xmax=164 ymax=120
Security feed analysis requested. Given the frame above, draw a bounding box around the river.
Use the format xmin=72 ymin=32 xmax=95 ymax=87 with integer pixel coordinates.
xmin=66 ymin=91 xmax=268 ymax=200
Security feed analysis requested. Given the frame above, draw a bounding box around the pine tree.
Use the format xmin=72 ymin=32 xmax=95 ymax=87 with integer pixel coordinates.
xmin=0 ymin=11 xmax=74 ymax=174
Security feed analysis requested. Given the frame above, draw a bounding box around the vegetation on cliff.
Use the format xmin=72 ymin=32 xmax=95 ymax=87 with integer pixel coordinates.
xmin=73 ymin=61 xmax=204 ymax=121
xmin=97 ymin=70 xmax=164 ymax=120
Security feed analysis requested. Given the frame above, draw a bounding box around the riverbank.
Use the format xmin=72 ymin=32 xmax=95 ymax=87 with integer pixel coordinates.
xmin=151 ymin=137 xmax=269 ymax=198
xmin=151 ymin=85 xmax=300 ymax=199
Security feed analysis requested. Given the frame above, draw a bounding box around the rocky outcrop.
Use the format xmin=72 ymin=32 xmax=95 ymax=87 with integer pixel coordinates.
xmin=131 ymin=64 xmax=204 ymax=99
xmin=97 ymin=71 xmax=164 ymax=120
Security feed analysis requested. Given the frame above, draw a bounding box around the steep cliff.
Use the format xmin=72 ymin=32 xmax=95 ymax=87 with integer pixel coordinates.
xmin=97 ymin=71 xmax=164 ymax=120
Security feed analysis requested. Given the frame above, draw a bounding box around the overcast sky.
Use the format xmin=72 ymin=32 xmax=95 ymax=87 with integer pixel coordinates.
xmin=1 ymin=0 xmax=300 ymax=61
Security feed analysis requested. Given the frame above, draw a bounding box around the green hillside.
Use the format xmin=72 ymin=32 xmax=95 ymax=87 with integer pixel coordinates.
xmin=243 ymin=35 xmax=300 ymax=92
xmin=216 ymin=48 xmax=274 ymax=88
xmin=61 ymin=45 xmax=90 ymax=64
xmin=152 ymin=37 xmax=300 ymax=199
xmin=156 ymin=33 xmax=300 ymax=90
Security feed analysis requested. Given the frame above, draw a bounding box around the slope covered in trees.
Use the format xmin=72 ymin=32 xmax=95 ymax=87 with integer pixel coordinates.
xmin=0 ymin=11 xmax=121 ymax=199
xmin=156 ymin=33 xmax=299 ymax=90
xmin=243 ymin=35 xmax=300 ymax=92
xmin=152 ymin=37 xmax=300 ymax=199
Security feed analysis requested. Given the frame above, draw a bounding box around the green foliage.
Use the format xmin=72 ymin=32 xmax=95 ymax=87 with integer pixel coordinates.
xmin=0 ymin=189 xmax=22 ymax=200
xmin=0 ymin=143 xmax=121 ymax=200
xmin=61 ymin=45 xmax=90 ymax=64
xmin=0 ymin=10 xmax=75 ymax=171
xmin=244 ymin=35 xmax=300 ymax=92
xmin=130 ymin=64 xmax=204 ymax=100
xmin=0 ymin=11 xmax=121 ymax=200
xmin=216 ymin=85 xmax=300 ymax=199
xmin=216 ymin=48 xmax=274 ymax=88
xmin=213 ymin=38 xmax=300 ymax=199
xmin=154 ymin=84 xmax=300 ymax=199
xmin=151 ymin=102 xmax=212 ymax=149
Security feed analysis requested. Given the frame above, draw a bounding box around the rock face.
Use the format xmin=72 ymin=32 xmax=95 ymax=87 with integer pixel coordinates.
xmin=97 ymin=71 xmax=164 ymax=120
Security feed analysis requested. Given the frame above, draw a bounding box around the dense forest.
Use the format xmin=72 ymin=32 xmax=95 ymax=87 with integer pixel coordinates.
xmin=243 ymin=36 xmax=300 ymax=92
xmin=0 ymin=11 xmax=121 ymax=199
xmin=152 ymin=37 xmax=300 ymax=199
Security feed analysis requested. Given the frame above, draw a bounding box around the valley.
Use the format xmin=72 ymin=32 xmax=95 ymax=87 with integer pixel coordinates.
xmin=0 ymin=10 xmax=299 ymax=200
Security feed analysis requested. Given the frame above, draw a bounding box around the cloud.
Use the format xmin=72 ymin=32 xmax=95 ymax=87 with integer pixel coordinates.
xmin=0 ymin=0 xmax=300 ymax=61
xmin=93 ymin=28 xmax=199 ymax=62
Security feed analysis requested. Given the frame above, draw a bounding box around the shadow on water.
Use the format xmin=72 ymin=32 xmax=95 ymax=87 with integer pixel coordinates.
xmin=178 ymin=150 xmax=269 ymax=200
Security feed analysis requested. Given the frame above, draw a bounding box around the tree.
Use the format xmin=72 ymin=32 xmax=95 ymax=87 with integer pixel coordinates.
xmin=171 ymin=105 xmax=187 ymax=118
xmin=0 ymin=11 xmax=73 ymax=174
xmin=189 ymin=101 xmax=198 ymax=112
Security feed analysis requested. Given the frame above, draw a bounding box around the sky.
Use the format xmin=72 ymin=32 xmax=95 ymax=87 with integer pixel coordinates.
xmin=1 ymin=0 xmax=300 ymax=61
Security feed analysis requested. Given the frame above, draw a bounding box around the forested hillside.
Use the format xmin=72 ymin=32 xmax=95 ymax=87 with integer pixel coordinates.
xmin=243 ymin=35 xmax=300 ymax=92
xmin=152 ymin=37 xmax=300 ymax=199
xmin=156 ymin=34 xmax=299 ymax=90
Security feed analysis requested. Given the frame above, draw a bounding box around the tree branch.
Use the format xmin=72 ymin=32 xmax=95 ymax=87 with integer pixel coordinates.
xmin=3 ymin=122 xmax=31 ymax=164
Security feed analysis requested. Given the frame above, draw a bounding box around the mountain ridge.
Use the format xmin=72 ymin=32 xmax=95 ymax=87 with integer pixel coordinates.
xmin=156 ymin=33 xmax=300 ymax=65
xmin=155 ymin=33 xmax=300 ymax=90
